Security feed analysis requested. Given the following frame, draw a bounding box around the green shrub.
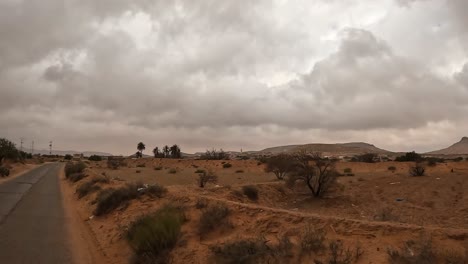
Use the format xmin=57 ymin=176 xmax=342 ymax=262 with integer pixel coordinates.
xmin=127 ymin=205 xmax=185 ymax=263
xmin=65 ymin=162 xmax=86 ymax=178
xmin=64 ymin=154 xmax=73 ymax=160
xmin=199 ymin=203 xmax=230 ymax=236
xmin=222 ymin=163 xmax=232 ymax=169
xmin=0 ymin=166 xmax=10 ymax=177
xmin=242 ymin=185 xmax=258 ymax=201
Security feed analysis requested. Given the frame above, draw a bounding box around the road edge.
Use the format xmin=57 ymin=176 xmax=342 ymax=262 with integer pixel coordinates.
xmin=59 ymin=165 xmax=109 ymax=264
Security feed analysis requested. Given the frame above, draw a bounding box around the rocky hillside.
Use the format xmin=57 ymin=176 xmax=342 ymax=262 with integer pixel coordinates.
xmin=259 ymin=142 xmax=392 ymax=156
xmin=427 ymin=137 xmax=468 ymax=155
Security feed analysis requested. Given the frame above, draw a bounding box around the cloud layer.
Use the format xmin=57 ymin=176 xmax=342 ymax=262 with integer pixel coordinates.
xmin=1 ymin=0 xmax=467 ymax=154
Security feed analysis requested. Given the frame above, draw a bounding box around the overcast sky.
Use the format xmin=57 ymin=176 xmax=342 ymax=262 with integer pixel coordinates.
xmin=1 ymin=0 xmax=468 ymax=155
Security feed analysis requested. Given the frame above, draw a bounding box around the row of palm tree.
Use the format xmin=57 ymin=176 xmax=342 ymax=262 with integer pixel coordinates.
xmin=136 ymin=142 xmax=182 ymax=159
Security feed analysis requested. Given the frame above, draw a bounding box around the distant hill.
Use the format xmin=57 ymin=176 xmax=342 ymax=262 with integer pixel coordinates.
xmin=426 ymin=137 xmax=468 ymax=155
xmin=33 ymin=149 xmax=113 ymax=157
xmin=259 ymin=142 xmax=392 ymax=156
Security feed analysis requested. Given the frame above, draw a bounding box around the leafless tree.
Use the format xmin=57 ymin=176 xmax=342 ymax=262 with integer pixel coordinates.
xmin=288 ymin=151 xmax=338 ymax=198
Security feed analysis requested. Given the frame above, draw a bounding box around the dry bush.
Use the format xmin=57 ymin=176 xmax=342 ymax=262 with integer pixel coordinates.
xmin=300 ymin=225 xmax=326 ymax=254
xmin=127 ymin=204 xmax=185 ymax=264
xmin=442 ymin=250 xmax=468 ymax=264
xmin=76 ymin=181 xmax=101 ymax=198
xmin=198 ymin=171 xmax=218 ymax=188
xmin=154 ymin=166 xmax=163 ymax=171
xmin=168 ymin=168 xmax=177 ymax=174
xmin=211 ymin=235 xmax=293 ymax=264
xmin=194 ymin=169 xmax=206 ymax=174
xmin=387 ymin=236 xmax=435 ymax=264
xmin=388 ymin=166 xmax=397 ymax=173
xmin=94 ymin=183 xmax=144 ymax=216
xmin=195 ymin=198 xmax=209 ymax=209
xmin=0 ymin=166 xmax=10 ymax=177
xmin=235 ymin=170 xmax=244 ymax=173
xmin=409 ymin=162 xmax=426 ymax=177
xmin=199 ymin=203 xmax=230 ymax=237
xmin=136 ymin=163 xmax=146 ymax=168
xmin=242 ymin=185 xmax=259 ymax=201
xmin=68 ymin=173 xmax=86 ymax=183
xmin=223 ymin=163 xmax=233 ymax=169
xmin=65 ymin=162 xmax=86 ymax=178
xmin=143 ymin=184 xmax=168 ymax=198
xmin=328 ymin=240 xmax=353 ymax=264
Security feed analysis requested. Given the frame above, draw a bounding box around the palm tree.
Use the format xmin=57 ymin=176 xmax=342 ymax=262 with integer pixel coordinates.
xmin=153 ymin=147 xmax=160 ymax=158
xmin=170 ymin=144 xmax=181 ymax=158
xmin=163 ymin=145 xmax=170 ymax=158
xmin=137 ymin=142 xmax=145 ymax=158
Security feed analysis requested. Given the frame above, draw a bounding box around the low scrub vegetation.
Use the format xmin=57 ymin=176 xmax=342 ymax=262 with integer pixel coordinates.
xmin=235 ymin=169 xmax=244 ymax=173
xmin=409 ymin=162 xmax=426 ymax=177
xmin=88 ymin=155 xmax=102 ymax=161
xmin=154 ymin=166 xmax=163 ymax=170
xmin=77 ymin=181 xmax=101 ymax=198
xmin=387 ymin=236 xmax=435 ymax=264
xmin=395 ymin=151 xmax=422 ymax=162
xmin=199 ymin=203 xmax=230 ymax=237
xmin=168 ymin=168 xmax=177 ymax=174
xmin=0 ymin=166 xmax=10 ymax=177
xmin=194 ymin=169 xmax=205 ymax=174
xmin=200 ymin=149 xmax=229 ymax=160
xmin=300 ymin=226 xmax=326 ymax=254
xmin=242 ymin=185 xmax=259 ymax=201
xmin=94 ymin=183 xmax=166 ymax=216
xmin=222 ymin=163 xmax=232 ymax=168
xmin=127 ymin=204 xmax=185 ymax=264
xmin=388 ymin=166 xmax=397 ymax=173
xmin=211 ymin=235 xmax=293 ymax=264
xmin=198 ymin=171 xmax=218 ymax=188
xmin=65 ymin=162 xmax=87 ymax=183
xmin=65 ymin=162 xmax=86 ymax=177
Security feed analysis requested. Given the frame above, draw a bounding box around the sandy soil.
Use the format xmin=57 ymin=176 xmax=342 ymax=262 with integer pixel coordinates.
xmin=64 ymin=158 xmax=468 ymax=263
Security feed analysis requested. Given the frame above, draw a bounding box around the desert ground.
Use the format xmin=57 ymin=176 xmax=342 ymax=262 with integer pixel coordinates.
xmin=61 ymin=158 xmax=468 ymax=263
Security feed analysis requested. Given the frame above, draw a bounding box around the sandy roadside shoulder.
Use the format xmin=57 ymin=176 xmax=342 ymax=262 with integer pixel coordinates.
xmin=58 ymin=165 xmax=109 ymax=264
xmin=0 ymin=163 xmax=40 ymax=184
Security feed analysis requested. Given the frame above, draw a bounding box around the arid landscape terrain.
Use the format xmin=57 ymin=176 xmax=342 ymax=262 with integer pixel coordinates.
xmin=54 ymin=138 xmax=468 ymax=263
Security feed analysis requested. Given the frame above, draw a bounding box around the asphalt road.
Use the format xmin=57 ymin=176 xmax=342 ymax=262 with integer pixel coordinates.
xmin=0 ymin=163 xmax=75 ymax=264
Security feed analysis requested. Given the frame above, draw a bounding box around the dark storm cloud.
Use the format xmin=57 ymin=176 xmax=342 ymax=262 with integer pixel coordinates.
xmin=1 ymin=0 xmax=468 ymax=153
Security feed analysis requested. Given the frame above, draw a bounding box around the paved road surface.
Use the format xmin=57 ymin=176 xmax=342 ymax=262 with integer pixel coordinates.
xmin=0 ymin=163 xmax=75 ymax=264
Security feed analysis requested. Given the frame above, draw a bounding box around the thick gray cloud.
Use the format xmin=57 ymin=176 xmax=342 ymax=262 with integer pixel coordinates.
xmin=1 ymin=0 xmax=468 ymax=154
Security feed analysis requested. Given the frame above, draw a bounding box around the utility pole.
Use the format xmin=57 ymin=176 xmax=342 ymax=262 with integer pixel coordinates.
xmin=20 ymin=137 xmax=24 ymax=152
xmin=49 ymin=141 xmax=53 ymax=155
xmin=31 ymin=140 xmax=34 ymax=155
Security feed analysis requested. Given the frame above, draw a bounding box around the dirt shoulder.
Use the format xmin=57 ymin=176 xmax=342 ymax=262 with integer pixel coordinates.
xmin=0 ymin=162 xmax=40 ymax=184
xmin=59 ymin=166 xmax=108 ymax=264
